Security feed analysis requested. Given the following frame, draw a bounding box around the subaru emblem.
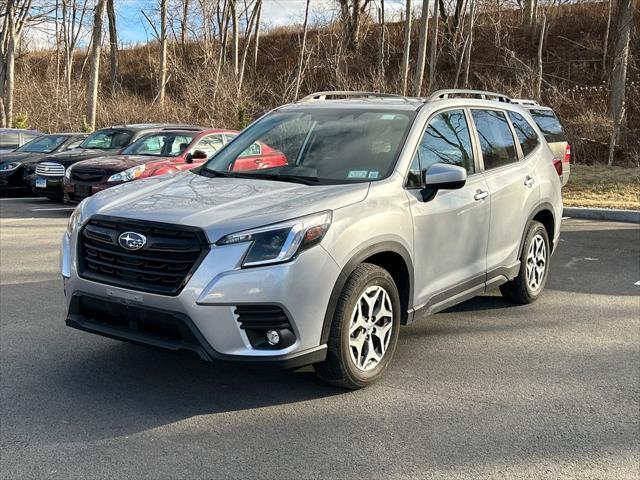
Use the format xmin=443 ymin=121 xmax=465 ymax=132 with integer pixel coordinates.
xmin=118 ymin=231 xmax=146 ymax=251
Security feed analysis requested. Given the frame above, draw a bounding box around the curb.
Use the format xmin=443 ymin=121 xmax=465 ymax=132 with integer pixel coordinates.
xmin=563 ymin=207 xmax=640 ymax=223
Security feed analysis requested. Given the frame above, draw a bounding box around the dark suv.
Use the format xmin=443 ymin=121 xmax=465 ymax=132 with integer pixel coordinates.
xmin=33 ymin=124 xmax=200 ymax=200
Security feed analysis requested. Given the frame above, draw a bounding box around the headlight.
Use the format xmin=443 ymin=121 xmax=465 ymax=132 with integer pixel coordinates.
xmin=108 ymin=164 xmax=145 ymax=183
xmin=216 ymin=211 xmax=332 ymax=267
xmin=0 ymin=162 xmax=20 ymax=171
xmin=66 ymin=204 xmax=83 ymax=235
xmin=64 ymin=166 xmax=72 ymax=179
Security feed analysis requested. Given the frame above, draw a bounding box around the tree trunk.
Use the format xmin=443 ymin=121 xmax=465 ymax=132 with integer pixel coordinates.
xmin=237 ymin=0 xmax=262 ymax=95
xmin=231 ymin=0 xmax=239 ymax=76
xmin=159 ymin=0 xmax=168 ymax=107
xmin=4 ymin=3 xmax=17 ymax=127
xmin=378 ymin=0 xmax=385 ymax=80
xmin=608 ymin=0 xmax=633 ymax=121
xmin=428 ymin=0 xmax=438 ymax=91
xmin=86 ymin=0 xmax=106 ymax=131
xmin=462 ymin=0 xmax=475 ymax=88
xmin=413 ymin=0 xmax=430 ymax=96
xmin=524 ymin=0 xmax=534 ymax=25
xmin=252 ymin=0 xmax=262 ymax=70
xmin=107 ymin=0 xmax=118 ymax=94
xmin=535 ymin=13 xmax=547 ymax=99
xmin=181 ymin=0 xmax=189 ymax=52
xmin=294 ymin=0 xmax=311 ymax=100
xmin=400 ymin=0 xmax=412 ymax=96
xmin=601 ymin=0 xmax=612 ymax=78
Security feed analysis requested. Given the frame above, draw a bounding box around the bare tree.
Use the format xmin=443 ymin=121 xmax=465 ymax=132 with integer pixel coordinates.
xmin=236 ymin=0 xmax=262 ymax=94
xmin=535 ymin=12 xmax=547 ymax=99
xmin=231 ymin=0 xmax=238 ymax=76
xmin=252 ymin=0 xmax=261 ymax=69
xmin=428 ymin=0 xmax=438 ymax=91
xmin=413 ymin=0 xmax=429 ymax=96
xmin=608 ymin=0 xmax=633 ymax=121
xmin=462 ymin=0 xmax=475 ymax=88
xmin=86 ymin=0 xmax=106 ymax=131
xmin=293 ymin=0 xmax=311 ymax=100
xmin=377 ymin=0 xmax=385 ymax=79
xmin=106 ymin=0 xmax=117 ymax=93
xmin=400 ymin=0 xmax=412 ymax=95
xmin=337 ymin=0 xmax=371 ymax=50
xmin=601 ymin=0 xmax=612 ymax=77
xmin=180 ymin=0 xmax=189 ymax=52
xmin=1 ymin=0 xmax=34 ymax=127
xmin=159 ymin=0 xmax=168 ymax=106
xmin=60 ymin=0 xmax=89 ymax=102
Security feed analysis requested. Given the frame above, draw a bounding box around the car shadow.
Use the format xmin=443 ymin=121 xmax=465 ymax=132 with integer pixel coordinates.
xmin=26 ymin=341 xmax=345 ymax=443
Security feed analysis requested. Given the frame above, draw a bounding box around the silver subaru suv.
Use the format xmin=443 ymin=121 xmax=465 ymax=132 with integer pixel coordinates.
xmin=61 ymin=90 xmax=563 ymax=389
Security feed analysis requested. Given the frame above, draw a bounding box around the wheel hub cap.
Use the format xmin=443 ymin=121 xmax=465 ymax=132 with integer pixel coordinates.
xmin=526 ymin=233 xmax=547 ymax=292
xmin=348 ymin=285 xmax=393 ymax=371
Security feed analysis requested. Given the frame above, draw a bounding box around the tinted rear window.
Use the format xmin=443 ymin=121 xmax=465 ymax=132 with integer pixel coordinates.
xmin=529 ymin=109 xmax=566 ymax=143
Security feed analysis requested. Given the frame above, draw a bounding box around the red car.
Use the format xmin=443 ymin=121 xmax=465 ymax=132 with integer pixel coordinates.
xmin=63 ymin=128 xmax=287 ymax=203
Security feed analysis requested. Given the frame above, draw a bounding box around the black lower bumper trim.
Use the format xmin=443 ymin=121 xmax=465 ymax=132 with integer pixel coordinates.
xmin=66 ymin=292 xmax=327 ymax=369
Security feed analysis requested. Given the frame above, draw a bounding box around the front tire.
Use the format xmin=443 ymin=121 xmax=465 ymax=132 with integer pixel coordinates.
xmin=500 ymin=220 xmax=550 ymax=304
xmin=314 ymin=263 xmax=400 ymax=389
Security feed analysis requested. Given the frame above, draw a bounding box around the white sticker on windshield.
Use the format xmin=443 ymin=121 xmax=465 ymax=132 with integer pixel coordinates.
xmin=368 ymin=171 xmax=380 ymax=179
xmin=348 ymin=170 xmax=369 ymax=179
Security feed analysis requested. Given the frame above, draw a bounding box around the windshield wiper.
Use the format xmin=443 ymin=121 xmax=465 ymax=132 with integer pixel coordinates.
xmin=201 ymin=169 xmax=319 ymax=185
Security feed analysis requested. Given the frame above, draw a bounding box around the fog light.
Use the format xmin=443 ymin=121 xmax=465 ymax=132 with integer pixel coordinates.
xmin=266 ymin=329 xmax=280 ymax=346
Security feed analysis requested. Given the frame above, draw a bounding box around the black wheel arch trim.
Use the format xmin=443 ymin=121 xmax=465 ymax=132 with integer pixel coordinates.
xmin=519 ymin=202 xmax=556 ymax=259
xmin=320 ymin=241 xmax=414 ymax=343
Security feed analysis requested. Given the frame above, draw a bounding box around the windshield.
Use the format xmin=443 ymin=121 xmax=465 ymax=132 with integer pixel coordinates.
xmin=201 ymin=108 xmax=415 ymax=184
xmin=80 ymin=129 xmax=133 ymax=150
xmin=121 ymin=132 xmax=196 ymax=157
xmin=16 ymin=135 xmax=68 ymax=153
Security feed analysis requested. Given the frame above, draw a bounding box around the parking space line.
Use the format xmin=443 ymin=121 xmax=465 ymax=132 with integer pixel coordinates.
xmin=31 ymin=207 xmax=75 ymax=211
xmin=0 ymin=197 xmax=46 ymax=201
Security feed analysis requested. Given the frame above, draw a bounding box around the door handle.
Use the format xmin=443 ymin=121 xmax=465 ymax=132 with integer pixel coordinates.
xmin=474 ymin=190 xmax=489 ymax=201
xmin=524 ymin=175 xmax=535 ymax=188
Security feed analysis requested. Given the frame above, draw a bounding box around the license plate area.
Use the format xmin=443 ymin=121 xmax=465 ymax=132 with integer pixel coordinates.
xmin=35 ymin=177 xmax=46 ymax=188
xmin=76 ymin=184 xmax=92 ymax=198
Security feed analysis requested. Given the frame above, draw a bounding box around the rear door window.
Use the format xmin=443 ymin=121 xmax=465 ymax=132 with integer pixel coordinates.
xmin=508 ymin=112 xmax=540 ymax=157
xmin=528 ymin=109 xmax=566 ymax=143
xmin=471 ymin=109 xmax=519 ymax=170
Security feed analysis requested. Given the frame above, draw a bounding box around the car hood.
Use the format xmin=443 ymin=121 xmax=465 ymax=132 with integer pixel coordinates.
xmin=39 ymin=148 xmax=120 ymax=167
xmin=73 ymin=155 xmax=170 ymax=173
xmin=0 ymin=152 xmax=47 ymax=164
xmin=82 ymin=171 xmax=369 ymax=242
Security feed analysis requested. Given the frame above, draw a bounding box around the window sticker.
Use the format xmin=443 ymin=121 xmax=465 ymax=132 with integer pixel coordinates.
xmin=347 ymin=170 xmax=369 ymax=179
xmin=368 ymin=171 xmax=380 ymax=179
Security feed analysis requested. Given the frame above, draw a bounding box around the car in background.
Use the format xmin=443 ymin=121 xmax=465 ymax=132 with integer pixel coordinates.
xmin=0 ymin=128 xmax=40 ymax=154
xmin=63 ymin=129 xmax=287 ymax=203
xmin=511 ymin=99 xmax=570 ymax=186
xmin=33 ymin=124 xmax=201 ymax=201
xmin=0 ymin=133 xmax=87 ymax=193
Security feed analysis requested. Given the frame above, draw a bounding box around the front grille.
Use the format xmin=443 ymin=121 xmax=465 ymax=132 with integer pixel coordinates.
xmin=71 ymin=168 xmax=107 ymax=183
xmin=234 ymin=305 xmax=295 ymax=349
xmin=78 ymin=215 xmax=209 ymax=295
xmin=36 ymin=162 xmax=65 ymax=176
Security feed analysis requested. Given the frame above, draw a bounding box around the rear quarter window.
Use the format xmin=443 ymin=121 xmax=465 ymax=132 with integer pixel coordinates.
xmin=508 ymin=112 xmax=540 ymax=157
xmin=529 ymin=109 xmax=566 ymax=143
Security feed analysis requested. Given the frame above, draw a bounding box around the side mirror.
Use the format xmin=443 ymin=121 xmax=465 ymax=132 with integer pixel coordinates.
xmin=420 ymin=163 xmax=467 ymax=202
xmin=191 ymin=150 xmax=208 ymax=160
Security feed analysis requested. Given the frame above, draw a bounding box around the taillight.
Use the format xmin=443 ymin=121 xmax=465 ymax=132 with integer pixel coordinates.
xmin=563 ymin=144 xmax=571 ymax=164
xmin=553 ymin=158 xmax=563 ymax=176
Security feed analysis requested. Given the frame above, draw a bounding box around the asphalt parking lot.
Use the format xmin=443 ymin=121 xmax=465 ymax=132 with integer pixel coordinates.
xmin=1 ymin=196 xmax=639 ymax=479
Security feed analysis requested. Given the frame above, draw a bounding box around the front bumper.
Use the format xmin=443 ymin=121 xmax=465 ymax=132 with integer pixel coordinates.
xmin=33 ymin=175 xmax=63 ymax=197
xmin=61 ymin=227 xmax=341 ymax=367
xmin=64 ymin=180 xmax=112 ymax=202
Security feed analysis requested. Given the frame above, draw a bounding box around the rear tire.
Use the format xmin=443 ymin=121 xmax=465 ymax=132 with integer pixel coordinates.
xmin=314 ymin=263 xmax=400 ymax=389
xmin=500 ymin=220 xmax=550 ymax=304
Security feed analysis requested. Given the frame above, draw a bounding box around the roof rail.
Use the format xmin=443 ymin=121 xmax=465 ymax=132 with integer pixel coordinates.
xmin=510 ymin=98 xmax=540 ymax=106
xmin=427 ymin=89 xmax=512 ymax=103
xmin=297 ymin=91 xmax=412 ymax=103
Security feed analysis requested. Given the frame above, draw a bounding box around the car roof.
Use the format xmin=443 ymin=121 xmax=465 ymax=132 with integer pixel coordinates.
xmin=104 ymin=123 xmax=205 ymax=131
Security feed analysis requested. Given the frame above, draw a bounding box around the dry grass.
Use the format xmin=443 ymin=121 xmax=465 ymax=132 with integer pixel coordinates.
xmin=563 ymin=164 xmax=640 ymax=210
